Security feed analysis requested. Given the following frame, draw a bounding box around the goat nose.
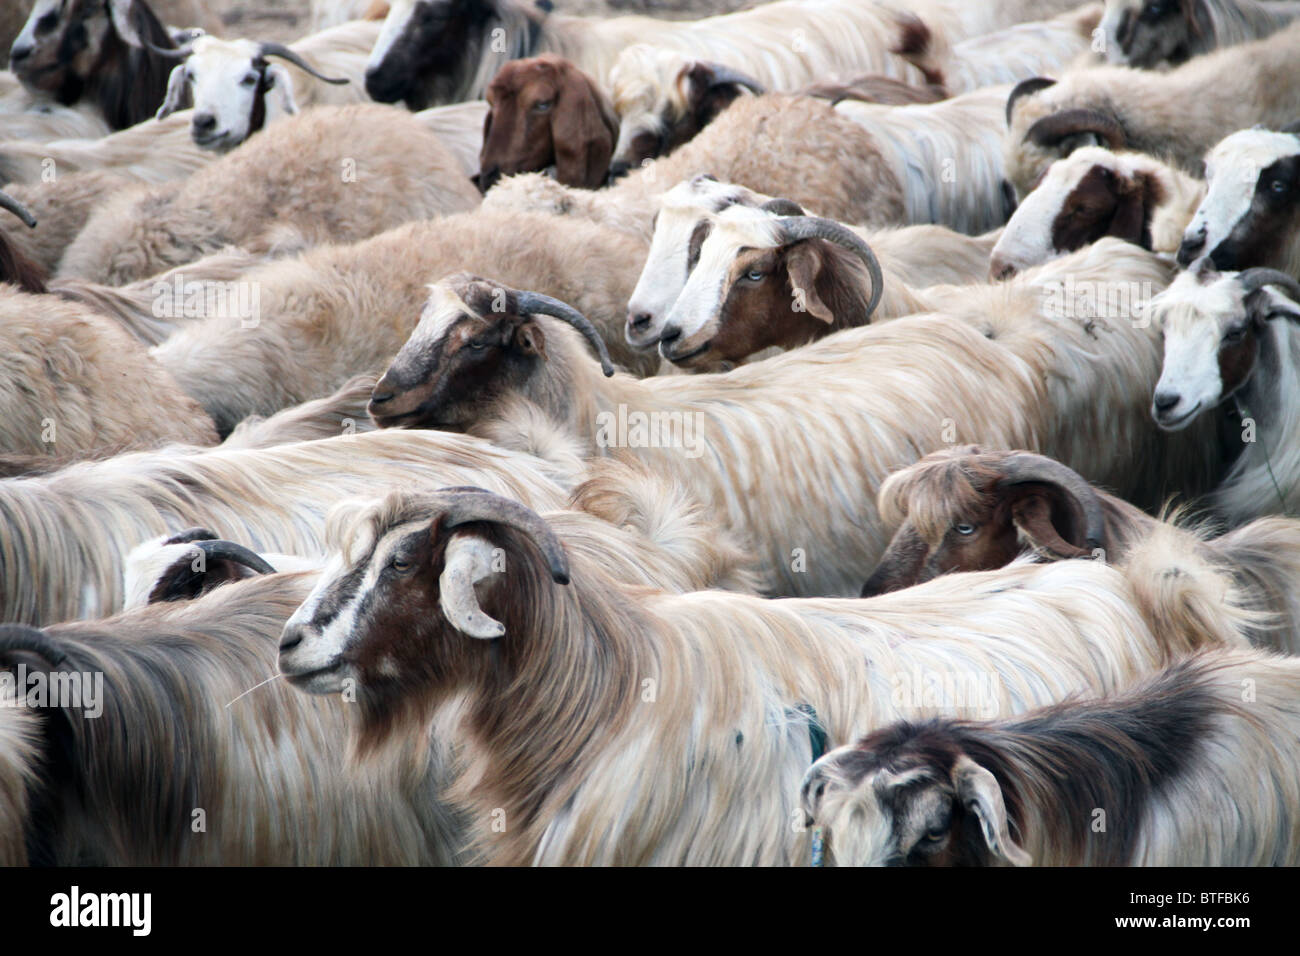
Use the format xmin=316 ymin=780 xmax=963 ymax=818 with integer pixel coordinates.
xmin=193 ymin=112 xmax=216 ymax=132
xmin=279 ymin=624 xmax=305 ymax=653
xmin=659 ymin=324 xmax=681 ymax=344
xmin=9 ymin=44 xmax=31 ymax=63
xmin=477 ymin=166 xmax=501 ymax=193
xmin=370 ymin=389 xmax=393 ymax=406
xmin=609 ymin=160 xmax=631 ymax=181
xmin=989 ymin=255 xmax=1018 ymax=281
xmin=1153 ymin=391 xmax=1181 ymax=414
xmin=1176 ymin=230 xmax=1206 ymax=267
xmin=628 ymin=311 xmax=652 ymax=332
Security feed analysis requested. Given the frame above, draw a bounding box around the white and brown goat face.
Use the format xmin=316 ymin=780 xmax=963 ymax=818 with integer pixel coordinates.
xmin=1098 ymin=0 xmax=1200 ymax=69
xmin=991 ymin=148 xmax=1164 ymax=279
xmin=1150 ymin=268 xmax=1300 ymax=430
xmin=277 ymin=490 xmax=570 ymax=727
xmin=10 ymin=0 xmax=142 ymax=98
xmin=625 ymin=175 xmax=775 ymax=349
xmin=1178 ymin=130 xmax=1300 ymax=272
xmin=158 ymin=37 xmax=297 ymax=151
xmin=801 ymin=730 xmax=1030 ymax=867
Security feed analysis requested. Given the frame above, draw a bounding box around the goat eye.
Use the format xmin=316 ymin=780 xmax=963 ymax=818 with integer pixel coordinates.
xmin=954 ymin=523 xmax=976 ymax=536
xmin=921 ymin=827 xmax=948 ymax=844
xmin=466 ymin=340 xmax=489 ymax=352
xmin=533 ymin=100 xmax=553 ymax=113
xmin=1223 ymin=326 xmax=1248 ymax=344
xmin=389 ymin=557 xmax=412 ymax=573
xmin=241 ymin=74 xmax=258 ymax=87
xmin=744 ymin=270 xmax=765 ymax=282
xmin=1270 ymin=179 xmax=1289 ymax=195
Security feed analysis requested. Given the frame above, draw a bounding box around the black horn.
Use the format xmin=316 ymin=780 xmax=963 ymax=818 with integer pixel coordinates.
xmin=1238 ymin=268 xmax=1300 ymax=306
xmin=772 ymin=216 xmax=884 ymax=322
xmin=439 ymin=488 xmax=571 ymax=584
xmin=0 ymin=624 xmax=68 ymax=668
xmin=1006 ymin=77 xmax=1056 ymax=126
xmin=194 ymin=539 xmax=278 ymax=575
xmin=515 ymin=291 xmax=617 ymax=377
xmin=259 ymin=43 xmax=351 ymax=85
xmin=0 ymin=190 xmax=37 ymax=229
xmin=998 ymin=452 xmax=1106 ymax=552
xmin=1026 ymin=108 xmax=1126 ymax=150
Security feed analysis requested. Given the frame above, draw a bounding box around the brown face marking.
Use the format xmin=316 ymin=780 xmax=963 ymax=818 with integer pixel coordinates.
xmin=1216 ymin=324 xmax=1260 ymax=399
xmin=1050 ymin=165 xmax=1159 ymax=254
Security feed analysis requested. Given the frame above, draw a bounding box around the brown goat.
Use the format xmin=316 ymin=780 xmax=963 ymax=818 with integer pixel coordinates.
xmin=861 ymin=446 xmax=1144 ymax=596
xmin=477 ymin=54 xmax=619 ymax=193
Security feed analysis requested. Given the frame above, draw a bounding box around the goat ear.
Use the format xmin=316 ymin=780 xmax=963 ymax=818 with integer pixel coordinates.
xmin=109 ymin=0 xmax=146 ymax=48
xmin=514 ymin=319 xmax=548 ymax=360
xmin=952 ymin=756 xmax=1031 ymax=867
xmin=551 ymin=65 xmax=618 ymax=189
xmin=156 ymin=64 xmax=190 ymax=121
xmin=266 ymin=63 xmax=299 ymax=115
xmin=682 ymin=63 xmax=747 ymax=126
xmin=1250 ymin=287 xmax=1300 ymax=325
xmin=784 ymin=243 xmax=834 ymax=324
xmin=1009 ymin=490 xmax=1091 ymax=559
xmin=1108 ymin=169 xmax=1161 ymax=249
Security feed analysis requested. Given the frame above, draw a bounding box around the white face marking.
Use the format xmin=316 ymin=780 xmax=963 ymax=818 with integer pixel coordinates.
xmin=1150 ymin=270 xmax=1247 ymax=430
xmin=181 ymin=38 xmax=298 ymax=150
xmin=802 ymin=759 xmax=900 ymax=867
xmin=1186 ymin=131 xmax=1300 ymax=265
xmin=12 ymin=0 xmax=61 ymax=57
xmin=660 ymin=205 xmax=783 ymax=359
xmin=281 ymin=513 xmax=427 ymax=694
xmin=992 ymin=149 xmax=1121 ymax=276
xmin=399 ymin=284 xmax=470 ymax=357
xmin=1098 ymin=0 xmax=1141 ymax=65
xmin=367 ymin=0 xmax=420 ymax=72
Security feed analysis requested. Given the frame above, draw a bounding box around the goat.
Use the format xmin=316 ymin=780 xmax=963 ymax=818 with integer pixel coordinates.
xmin=1177 ymin=126 xmax=1300 ymax=275
xmin=991 ymin=147 xmax=1204 ymax=277
xmin=2 ymin=573 xmax=467 ymax=865
xmin=55 ymin=103 xmax=482 ymax=285
xmin=0 ymin=115 xmax=203 ymax=187
xmin=367 ymin=254 xmax=1222 ymax=597
xmin=860 ymin=445 xmax=1300 ymax=653
xmin=483 ymin=92 xmax=910 ymax=237
xmin=364 ymin=0 xmax=1074 ymax=110
xmin=476 ymin=54 xmax=618 ymax=192
xmin=625 ymin=175 xmax=997 ymax=351
xmin=0 ymin=187 xmax=44 ymax=292
xmin=278 ymin=485 xmax=1247 ymax=865
xmin=146 ymin=208 xmax=657 ymax=434
xmin=802 ymin=648 xmax=1300 ymax=866
xmin=1099 ymin=0 xmax=1300 ymax=69
xmin=10 ymin=0 xmax=181 ymax=130
xmin=154 ymin=23 xmax=377 ymax=151
xmin=1003 ymin=22 xmax=1300 ymax=197
xmin=0 ymin=427 xmax=576 ymax=625
xmin=0 ymin=285 xmax=218 ymax=462
xmin=1149 ymin=265 xmax=1300 ymax=524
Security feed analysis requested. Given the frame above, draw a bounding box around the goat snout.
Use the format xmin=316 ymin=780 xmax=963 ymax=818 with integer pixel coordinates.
xmin=659 ymin=324 xmax=682 ymax=345
xmin=1176 ymin=227 xmax=1207 ymax=267
xmin=193 ymin=112 xmax=217 ymax=133
xmin=279 ymin=623 xmax=307 ymax=654
xmin=989 ymin=255 xmax=1018 ymax=281
xmin=9 ymin=44 xmax=32 ymax=64
xmin=1152 ymin=391 xmax=1181 ymax=415
xmin=477 ymin=166 xmax=501 ymax=194
xmin=609 ymin=160 xmax=631 ymax=181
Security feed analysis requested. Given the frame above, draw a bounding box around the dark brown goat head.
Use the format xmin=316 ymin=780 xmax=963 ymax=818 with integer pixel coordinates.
xmin=860 ymin=447 xmax=1106 ymax=596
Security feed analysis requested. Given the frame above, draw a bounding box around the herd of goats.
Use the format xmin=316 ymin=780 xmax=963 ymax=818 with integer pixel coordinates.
xmin=0 ymin=0 xmax=1299 ymax=868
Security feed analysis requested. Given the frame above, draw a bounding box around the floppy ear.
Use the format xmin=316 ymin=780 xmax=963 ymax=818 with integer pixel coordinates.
xmin=551 ymin=64 xmax=619 ymax=189
xmin=952 ymin=756 xmax=1031 ymax=867
xmin=1008 ymin=489 xmax=1091 ymax=559
xmin=156 ymin=64 xmax=190 ymax=120
xmin=1250 ymin=287 xmax=1300 ymax=325
xmin=1107 ymin=169 xmax=1162 ymax=249
xmin=264 ymin=63 xmax=299 ymax=116
xmin=681 ymin=62 xmax=757 ymax=127
xmin=784 ymin=242 xmax=835 ymax=324
xmin=513 ymin=319 xmax=548 ymax=360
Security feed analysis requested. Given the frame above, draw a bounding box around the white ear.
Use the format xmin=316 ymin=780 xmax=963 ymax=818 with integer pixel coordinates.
xmin=438 ymin=534 xmax=505 ymax=639
xmin=952 ymin=756 xmax=1032 ymax=866
xmin=265 ymin=63 xmax=300 ymax=117
xmin=156 ymin=64 xmax=190 ymax=120
xmin=109 ymin=0 xmax=144 ymax=48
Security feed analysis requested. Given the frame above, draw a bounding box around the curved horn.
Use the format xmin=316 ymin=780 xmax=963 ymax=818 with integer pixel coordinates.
xmin=759 ymin=197 xmax=805 ymax=217
xmin=439 ymin=488 xmax=570 ymax=584
xmin=143 ymin=38 xmax=195 ymax=59
xmin=0 ymin=624 xmax=68 ymax=668
xmin=998 ymin=452 xmax=1106 ymax=551
xmin=514 ymin=290 xmax=617 ymax=377
xmin=1026 ymin=108 xmax=1126 ymax=151
xmin=1238 ymin=268 xmax=1300 ymax=306
xmin=439 ymin=535 xmax=506 ymax=639
xmin=697 ymin=62 xmax=765 ymax=95
xmin=0 ymin=190 xmax=37 ymax=229
xmin=772 ymin=216 xmax=884 ymax=321
xmin=1006 ymin=76 xmax=1056 ymax=126
xmin=259 ymin=43 xmax=351 ymax=85
xmin=194 ymin=539 xmax=277 ymax=575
